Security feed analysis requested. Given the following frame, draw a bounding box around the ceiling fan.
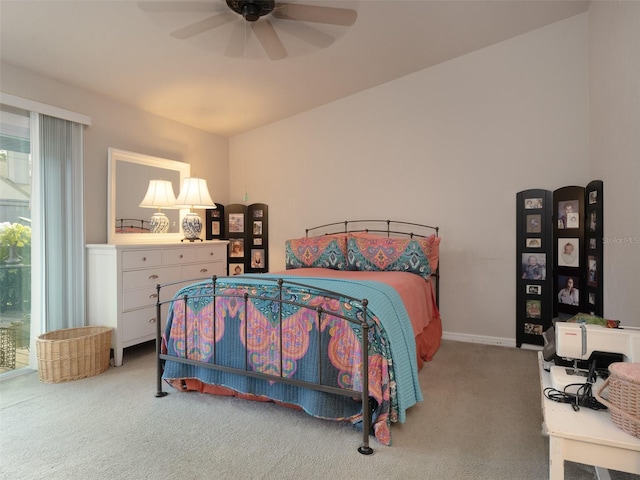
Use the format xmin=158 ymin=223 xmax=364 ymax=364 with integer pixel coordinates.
xmin=138 ymin=1 xmax=358 ymax=60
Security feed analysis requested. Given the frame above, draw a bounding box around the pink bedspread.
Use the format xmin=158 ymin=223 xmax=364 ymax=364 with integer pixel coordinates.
xmin=274 ymin=268 xmax=442 ymax=368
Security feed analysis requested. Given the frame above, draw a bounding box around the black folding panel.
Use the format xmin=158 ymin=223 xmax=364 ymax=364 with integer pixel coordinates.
xmin=516 ymin=180 xmax=604 ymax=348
xmin=516 ymin=189 xmax=553 ymax=347
xmin=553 ymin=186 xmax=586 ymax=318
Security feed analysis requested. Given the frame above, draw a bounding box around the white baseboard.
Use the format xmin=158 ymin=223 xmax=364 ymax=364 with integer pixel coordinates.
xmin=441 ymin=331 xmax=542 ymax=350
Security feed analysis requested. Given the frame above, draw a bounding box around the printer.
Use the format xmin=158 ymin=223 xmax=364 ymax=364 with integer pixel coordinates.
xmin=546 ymin=321 xmax=640 ymax=391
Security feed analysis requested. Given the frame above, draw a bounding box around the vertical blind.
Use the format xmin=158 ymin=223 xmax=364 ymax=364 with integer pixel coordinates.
xmin=38 ymin=114 xmax=85 ymax=330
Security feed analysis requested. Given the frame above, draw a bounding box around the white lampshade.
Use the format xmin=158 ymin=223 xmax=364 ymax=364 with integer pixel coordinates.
xmin=174 ymin=178 xmax=215 ymax=209
xmin=138 ymin=180 xmax=177 ymax=234
xmin=139 ymin=180 xmax=177 ymax=209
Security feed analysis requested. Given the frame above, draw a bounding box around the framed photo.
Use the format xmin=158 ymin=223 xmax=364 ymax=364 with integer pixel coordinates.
xmin=558 ymin=200 xmax=579 ymax=229
xmin=526 ymin=300 xmax=541 ymax=319
xmin=589 ymin=237 xmax=597 ymax=250
xmin=526 ymin=238 xmax=541 ymax=248
xmin=524 ymin=322 xmax=543 ymax=335
xmin=251 ymin=248 xmax=265 ymax=269
xmin=230 ymin=263 xmax=244 ymax=276
xmin=229 ymin=213 xmax=244 ymax=233
xmin=253 ymin=209 xmax=263 ymax=218
xmin=558 ymin=238 xmax=579 ymax=267
xmin=526 ymin=214 xmax=541 ymax=233
xmin=253 ymin=220 xmax=263 ymax=235
xmin=588 ymin=190 xmax=598 ymax=204
xmin=589 ymin=211 xmax=597 ymax=232
xmin=254 ymin=237 xmax=263 ymax=246
xmin=589 ymin=292 xmax=596 ymax=305
xmin=558 ymin=275 xmax=580 ymax=306
xmin=524 ymin=198 xmax=543 ymax=209
xmin=522 ymin=253 xmax=546 ymax=280
xmin=526 ymin=285 xmax=542 ymax=295
xmin=211 ymin=209 xmax=221 ymax=218
xmin=588 ymin=256 xmax=597 ymax=287
xmin=210 ymin=221 xmax=220 ymax=236
xmin=229 ymin=238 xmax=245 ymax=258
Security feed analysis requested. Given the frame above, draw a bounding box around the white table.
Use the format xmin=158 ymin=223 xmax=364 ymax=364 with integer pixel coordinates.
xmin=538 ymin=352 xmax=640 ymax=479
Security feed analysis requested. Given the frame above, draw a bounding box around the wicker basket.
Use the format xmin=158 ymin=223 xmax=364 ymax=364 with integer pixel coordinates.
xmin=595 ymin=362 xmax=640 ymax=438
xmin=36 ymin=326 xmax=112 ymax=383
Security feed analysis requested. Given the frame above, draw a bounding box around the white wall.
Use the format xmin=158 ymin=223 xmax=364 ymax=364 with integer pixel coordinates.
xmin=589 ymin=1 xmax=640 ymax=327
xmin=0 ymin=63 xmax=230 ymax=244
xmin=229 ymin=13 xmax=590 ymax=343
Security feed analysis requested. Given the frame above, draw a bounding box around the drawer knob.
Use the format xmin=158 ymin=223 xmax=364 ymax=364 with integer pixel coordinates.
xmin=209 ymin=252 xmax=214 ymax=256
xmin=142 ymin=257 xmax=147 ymax=262
xmin=179 ymin=254 xmax=183 ymax=259
xmin=200 ymin=268 xmax=208 ymax=273
xmin=149 ymin=274 xmax=159 ymax=280
xmin=148 ymin=318 xmax=156 ymax=324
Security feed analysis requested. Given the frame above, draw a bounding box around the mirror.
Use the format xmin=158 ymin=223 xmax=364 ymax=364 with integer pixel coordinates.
xmin=108 ymin=148 xmax=190 ymax=244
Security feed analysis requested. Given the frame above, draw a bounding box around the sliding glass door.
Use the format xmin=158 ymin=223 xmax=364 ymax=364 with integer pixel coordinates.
xmin=0 ymin=105 xmax=31 ymax=373
xmin=0 ymin=95 xmax=88 ymax=375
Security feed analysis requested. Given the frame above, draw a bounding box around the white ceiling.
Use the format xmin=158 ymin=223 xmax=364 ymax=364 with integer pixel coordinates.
xmin=0 ymin=0 xmax=590 ymax=137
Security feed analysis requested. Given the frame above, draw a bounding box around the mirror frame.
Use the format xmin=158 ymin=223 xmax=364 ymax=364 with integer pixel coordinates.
xmin=107 ymin=148 xmax=190 ymax=244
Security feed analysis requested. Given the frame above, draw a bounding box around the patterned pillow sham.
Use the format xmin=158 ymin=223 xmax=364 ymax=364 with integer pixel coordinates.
xmin=285 ymin=235 xmax=348 ymax=270
xmin=346 ymin=235 xmax=434 ymax=279
xmin=349 ymin=232 xmax=440 ymax=270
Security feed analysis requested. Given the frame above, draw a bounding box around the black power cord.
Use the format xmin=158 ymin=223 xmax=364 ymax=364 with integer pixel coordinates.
xmin=544 ymin=383 xmax=607 ymax=411
xmin=544 ymin=360 xmax=608 ymax=412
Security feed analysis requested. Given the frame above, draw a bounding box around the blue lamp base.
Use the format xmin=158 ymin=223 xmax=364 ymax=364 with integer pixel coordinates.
xmin=149 ymin=212 xmax=170 ymax=234
xmin=181 ymin=212 xmax=203 ymax=242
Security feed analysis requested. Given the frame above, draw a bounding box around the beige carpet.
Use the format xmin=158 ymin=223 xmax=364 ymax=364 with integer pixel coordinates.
xmin=0 ymin=339 xmax=638 ymax=480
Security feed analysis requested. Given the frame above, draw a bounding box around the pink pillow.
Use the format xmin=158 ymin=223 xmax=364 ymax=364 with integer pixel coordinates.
xmin=349 ymin=232 xmax=440 ymax=270
xmin=285 ymin=234 xmax=348 ymax=270
xmin=346 ymin=235 xmax=436 ymax=279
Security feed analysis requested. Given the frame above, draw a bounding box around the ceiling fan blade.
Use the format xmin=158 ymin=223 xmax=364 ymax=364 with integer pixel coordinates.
xmin=137 ymin=1 xmax=217 ymax=13
xmin=170 ymin=12 xmax=236 ymax=39
xmin=274 ymin=20 xmax=334 ymax=49
xmin=251 ymin=20 xmax=287 ymax=60
xmin=225 ymin=22 xmax=248 ymax=58
xmin=273 ymin=3 xmax=357 ymax=26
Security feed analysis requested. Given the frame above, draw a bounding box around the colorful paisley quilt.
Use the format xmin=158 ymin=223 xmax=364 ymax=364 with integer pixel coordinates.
xmin=162 ymin=274 xmax=422 ymax=445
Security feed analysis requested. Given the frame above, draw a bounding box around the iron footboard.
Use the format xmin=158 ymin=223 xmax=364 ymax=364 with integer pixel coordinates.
xmin=155 ymin=275 xmax=376 ymax=455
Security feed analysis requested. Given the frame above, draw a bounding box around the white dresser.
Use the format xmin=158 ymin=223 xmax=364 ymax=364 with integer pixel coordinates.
xmin=86 ymin=241 xmax=228 ymax=366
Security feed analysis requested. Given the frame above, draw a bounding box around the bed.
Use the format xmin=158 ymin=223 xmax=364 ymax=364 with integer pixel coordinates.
xmin=155 ymin=220 xmax=441 ymax=454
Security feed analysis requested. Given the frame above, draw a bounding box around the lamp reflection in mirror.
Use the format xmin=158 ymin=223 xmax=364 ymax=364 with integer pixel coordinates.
xmin=138 ymin=180 xmax=177 ymax=233
xmin=173 ymin=177 xmax=216 ymax=242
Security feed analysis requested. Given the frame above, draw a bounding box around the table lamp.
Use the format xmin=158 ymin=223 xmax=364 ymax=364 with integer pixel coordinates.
xmin=173 ymin=177 xmax=216 ymax=242
xmin=138 ymin=179 xmax=177 ymax=233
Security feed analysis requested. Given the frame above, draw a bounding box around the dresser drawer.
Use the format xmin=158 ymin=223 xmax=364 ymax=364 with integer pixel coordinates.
xmin=122 ymin=283 xmax=182 ymax=311
xmin=122 ymin=266 xmax=180 ymax=290
xmin=123 ymin=286 xmax=158 ymax=311
xmin=196 ymin=245 xmax=225 ymax=262
xmin=162 ymin=248 xmax=197 ymax=265
xmin=122 ymin=249 xmax=162 ymax=269
xmin=122 ymin=306 xmax=161 ymax=343
xmin=181 ymin=261 xmax=226 ymax=280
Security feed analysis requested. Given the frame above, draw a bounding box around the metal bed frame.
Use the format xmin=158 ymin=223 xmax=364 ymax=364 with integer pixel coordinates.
xmin=155 ymin=276 xmax=377 ymax=454
xmin=154 ymin=220 xmax=440 ymax=455
xmin=115 ymin=218 xmax=151 ymax=232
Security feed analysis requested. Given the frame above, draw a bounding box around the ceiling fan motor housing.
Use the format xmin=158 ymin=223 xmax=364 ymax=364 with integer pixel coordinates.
xmin=227 ymin=0 xmax=276 ymax=22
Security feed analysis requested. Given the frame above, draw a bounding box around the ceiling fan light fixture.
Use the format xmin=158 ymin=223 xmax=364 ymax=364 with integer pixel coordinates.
xmin=227 ymin=0 xmax=275 ymax=22
xmin=243 ymin=4 xmax=261 ymax=22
